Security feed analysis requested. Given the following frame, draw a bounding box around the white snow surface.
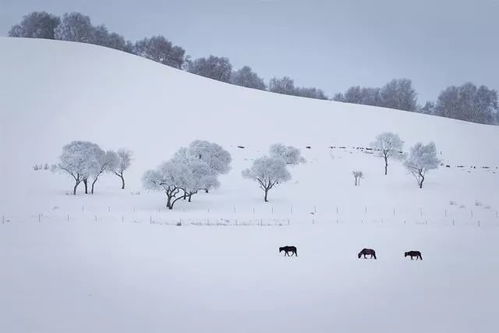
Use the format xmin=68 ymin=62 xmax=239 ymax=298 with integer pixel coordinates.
xmin=1 ymin=37 xmax=499 ymax=332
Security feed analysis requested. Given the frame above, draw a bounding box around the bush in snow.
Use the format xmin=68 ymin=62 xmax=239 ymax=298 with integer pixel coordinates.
xmin=370 ymin=132 xmax=405 ymax=175
xmin=8 ymin=11 xmax=60 ymax=39
xmin=242 ymin=156 xmax=291 ymax=202
xmin=269 ymin=144 xmax=305 ymax=165
xmin=352 ymin=171 xmax=363 ymax=186
xmin=404 ymin=142 xmax=440 ymax=189
xmin=112 ymin=149 xmax=132 ymax=189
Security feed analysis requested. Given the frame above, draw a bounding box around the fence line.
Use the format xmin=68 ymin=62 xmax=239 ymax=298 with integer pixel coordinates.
xmin=1 ymin=212 xmax=497 ymax=229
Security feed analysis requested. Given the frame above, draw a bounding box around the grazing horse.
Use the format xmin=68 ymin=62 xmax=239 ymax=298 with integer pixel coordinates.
xmin=279 ymin=246 xmax=298 ymax=257
xmin=358 ymin=248 xmax=376 ymax=259
xmin=405 ymin=251 xmax=423 ymax=260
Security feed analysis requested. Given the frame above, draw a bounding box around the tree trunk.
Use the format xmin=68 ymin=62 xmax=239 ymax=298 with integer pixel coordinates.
xmin=167 ymin=195 xmax=172 ymax=210
xmin=384 ymin=156 xmax=388 ymax=175
xmin=188 ymin=193 xmax=192 ymax=202
xmin=83 ymin=179 xmax=88 ymax=194
xmin=264 ymin=188 xmax=269 ymax=202
xmin=418 ymin=171 xmax=424 ymax=189
xmin=91 ymin=178 xmax=98 ymax=194
xmin=205 ymin=188 xmax=209 ymax=193
xmin=73 ymin=181 xmax=80 ymax=195
xmin=115 ymin=172 xmax=125 ymax=189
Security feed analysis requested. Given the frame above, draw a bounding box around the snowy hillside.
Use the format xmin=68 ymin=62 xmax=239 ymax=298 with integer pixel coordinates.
xmin=1 ymin=37 xmax=499 ymax=333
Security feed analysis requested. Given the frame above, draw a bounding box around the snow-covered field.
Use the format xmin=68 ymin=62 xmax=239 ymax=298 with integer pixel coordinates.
xmin=1 ymin=37 xmax=499 ymax=332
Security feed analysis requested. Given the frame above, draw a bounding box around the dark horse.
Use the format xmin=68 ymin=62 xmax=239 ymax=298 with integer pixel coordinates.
xmin=358 ymin=248 xmax=376 ymax=259
xmin=279 ymin=246 xmax=298 ymax=257
xmin=405 ymin=251 xmax=423 ymax=260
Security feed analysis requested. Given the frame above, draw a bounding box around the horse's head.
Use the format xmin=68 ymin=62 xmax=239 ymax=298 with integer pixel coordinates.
xmin=404 ymin=252 xmax=409 ymax=257
xmin=357 ymin=252 xmax=362 ymax=258
xmin=279 ymin=247 xmax=284 ymax=253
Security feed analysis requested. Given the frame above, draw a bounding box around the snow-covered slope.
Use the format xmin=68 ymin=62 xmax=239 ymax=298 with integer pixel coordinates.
xmin=1 ymin=37 xmax=499 ymax=333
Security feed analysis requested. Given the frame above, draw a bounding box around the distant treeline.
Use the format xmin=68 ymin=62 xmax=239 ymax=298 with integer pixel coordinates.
xmin=8 ymin=11 xmax=499 ymax=125
xmin=8 ymin=11 xmax=327 ymax=100
xmin=333 ymin=79 xmax=499 ymax=125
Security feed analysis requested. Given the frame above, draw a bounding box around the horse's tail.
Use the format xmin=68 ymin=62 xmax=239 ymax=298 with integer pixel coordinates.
xmin=295 ymin=248 xmax=298 ymax=256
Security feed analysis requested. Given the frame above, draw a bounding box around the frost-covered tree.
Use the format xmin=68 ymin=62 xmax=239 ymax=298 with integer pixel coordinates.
xmin=93 ymin=25 xmax=129 ymax=52
xmin=333 ymin=79 xmax=417 ymax=111
xmin=134 ymin=36 xmax=185 ymax=68
xmin=173 ymin=148 xmax=219 ymax=201
xmin=54 ymin=12 xmax=96 ymax=43
xmin=294 ymin=87 xmax=328 ymax=100
xmin=419 ymin=101 xmax=435 ymax=115
xmin=435 ymin=83 xmax=498 ymax=124
xmin=379 ymin=79 xmax=417 ymax=111
xmin=113 ymin=149 xmax=132 ymax=189
xmin=187 ymin=56 xmax=233 ymax=82
xmin=269 ymin=77 xmax=328 ymax=100
xmin=269 ymin=144 xmax=305 ymax=165
xmin=242 ymin=157 xmax=291 ymax=202
xmin=89 ymin=150 xmax=119 ymax=194
xmin=333 ymin=86 xmax=381 ymax=106
xmin=370 ymin=132 xmax=405 ymax=175
xmin=353 ymin=171 xmax=363 ymax=186
xmin=55 ymin=141 xmax=102 ymax=195
xmin=8 ymin=12 xmax=60 ymax=39
xmin=404 ymin=142 xmax=440 ymax=189
xmin=230 ymin=66 xmax=266 ymax=90
xmin=188 ymin=140 xmax=231 ymax=175
xmin=269 ymin=77 xmax=296 ymax=95
xmin=143 ymin=149 xmax=217 ymax=209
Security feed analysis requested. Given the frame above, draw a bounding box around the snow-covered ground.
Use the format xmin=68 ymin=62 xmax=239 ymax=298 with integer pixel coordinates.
xmin=1 ymin=37 xmax=499 ymax=332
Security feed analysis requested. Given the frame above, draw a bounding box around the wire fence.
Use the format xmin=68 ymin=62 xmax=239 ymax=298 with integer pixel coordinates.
xmin=1 ymin=205 xmax=498 ymax=228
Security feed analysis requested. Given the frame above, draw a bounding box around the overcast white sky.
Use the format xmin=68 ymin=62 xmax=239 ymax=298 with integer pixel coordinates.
xmin=1 ymin=0 xmax=498 ymax=101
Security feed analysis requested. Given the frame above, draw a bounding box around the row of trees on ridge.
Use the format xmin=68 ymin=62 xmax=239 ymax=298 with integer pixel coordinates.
xmin=8 ymin=11 xmax=327 ymax=100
